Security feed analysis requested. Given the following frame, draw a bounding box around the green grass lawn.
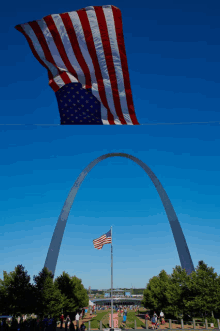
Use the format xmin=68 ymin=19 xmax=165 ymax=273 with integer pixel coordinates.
xmin=84 ymin=308 xmax=146 ymax=329
xmin=122 ymin=310 xmax=145 ymax=329
xmin=104 ymin=309 xmax=146 ymax=329
xmin=101 ymin=311 xmax=112 ymax=329
xmin=84 ymin=311 xmax=109 ymax=329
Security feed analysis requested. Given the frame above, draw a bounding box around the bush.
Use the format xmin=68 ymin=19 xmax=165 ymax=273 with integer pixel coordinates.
xmin=202 ymin=316 xmax=218 ymax=328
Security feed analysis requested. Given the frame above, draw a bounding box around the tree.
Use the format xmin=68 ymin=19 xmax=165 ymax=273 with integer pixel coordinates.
xmin=0 ymin=265 xmax=34 ymax=317
xmin=142 ymin=270 xmax=170 ymax=313
xmin=215 ymin=274 xmax=220 ymax=317
xmin=143 ymin=261 xmax=220 ymax=320
xmin=184 ymin=261 xmax=219 ymax=318
xmin=165 ymin=266 xmax=191 ymax=319
xmin=0 ymin=270 xmax=13 ymax=315
xmin=54 ymin=272 xmax=89 ymax=318
xmin=33 ymin=267 xmax=64 ymax=318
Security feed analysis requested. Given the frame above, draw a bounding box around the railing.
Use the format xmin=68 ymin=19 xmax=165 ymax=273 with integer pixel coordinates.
xmin=85 ymin=318 xmax=220 ymax=330
xmin=5 ymin=318 xmax=219 ymax=331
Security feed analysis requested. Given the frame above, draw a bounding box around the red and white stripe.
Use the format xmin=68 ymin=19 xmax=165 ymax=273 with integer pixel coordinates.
xmin=93 ymin=234 xmax=112 ymax=250
xmin=15 ymin=5 xmax=139 ymax=125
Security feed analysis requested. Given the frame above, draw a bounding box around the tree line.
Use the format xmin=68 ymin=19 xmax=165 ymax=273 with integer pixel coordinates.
xmin=142 ymin=261 xmax=220 ymax=324
xmin=0 ymin=265 xmax=89 ymax=321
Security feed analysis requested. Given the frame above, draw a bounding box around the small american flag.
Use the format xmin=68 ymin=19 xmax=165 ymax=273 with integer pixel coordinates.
xmin=93 ymin=230 xmax=112 ymax=250
xmin=15 ymin=5 xmax=139 ymax=125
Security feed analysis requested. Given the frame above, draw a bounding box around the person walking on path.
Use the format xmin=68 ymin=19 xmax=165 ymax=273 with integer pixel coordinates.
xmin=123 ymin=312 xmax=127 ymax=324
xmin=47 ymin=317 xmax=54 ymax=331
xmin=145 ymin=313 xmax=150 ymax=321
xmin=75 ymin=313 xmax=80 ymax=331
xmin=66 ymin=316 xmax=71 ymax=328
xmin=153 ymin=312 xmax=158 ymax=323
xmin=65 ymin=320 xmax=68 ymax=331
xmin=151 ymin=315 xmax=156 ymax=330
xmin=43 ymin=316 xmax=49 ymax=331
xmin=155 ymin=319 xmax=160 ymax=330
xmin=60 ymin=314 xmax=64 ymax=330
xmin=159 ymin=311 xmax=164 ymax=322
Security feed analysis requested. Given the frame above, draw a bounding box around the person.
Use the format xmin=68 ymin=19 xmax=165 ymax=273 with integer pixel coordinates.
xmin=43 ymin=316 xmax=49 ymax=330
xmin=80 ymin=323 xmax=86 ymax=331
xmin=66 ymin=316 xmax=71 ymax=327
xmin=47 ymin=317 xmax=53 ymax=331
xmin=159 ymin=311 xmax=164 ymax=322
xmin=151 ymin=315 xmax=156 ymax=330
xmin=75 ymin=313 xmax=80 ymax=331
xmin=60 ymin=314 xmax=64 ymax=330
xmin=145 ymin=313 xmax=150 ymax=321
xmin=154 ymin=312 xmax=158 ymax=323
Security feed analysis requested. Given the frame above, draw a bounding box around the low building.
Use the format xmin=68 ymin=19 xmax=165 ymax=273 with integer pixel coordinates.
xmin=93 ymin=297 xmax=142 ymax=307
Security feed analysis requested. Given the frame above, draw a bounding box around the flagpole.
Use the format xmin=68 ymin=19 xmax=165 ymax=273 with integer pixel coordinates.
xmin=111 ymin=226 xmax=114 ymax=330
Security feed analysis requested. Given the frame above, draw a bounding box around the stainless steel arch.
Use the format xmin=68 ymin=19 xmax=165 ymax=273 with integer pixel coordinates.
xmin=44 ymin=153 xmax=195 ymax=277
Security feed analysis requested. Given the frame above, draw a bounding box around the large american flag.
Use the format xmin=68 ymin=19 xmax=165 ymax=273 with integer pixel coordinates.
xmin=15 ymin=5 xmax=139 ymax=125
xmin=93 ymin=230 xmax=112 ymax=250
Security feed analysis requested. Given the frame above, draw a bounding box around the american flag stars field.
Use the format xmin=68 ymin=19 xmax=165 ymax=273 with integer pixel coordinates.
xmin=56 ymin=83 xmax=103 ymax=124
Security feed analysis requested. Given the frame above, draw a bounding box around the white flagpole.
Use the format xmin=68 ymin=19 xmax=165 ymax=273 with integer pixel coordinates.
xmin=111 ymin=226 xmax=113 ymax=330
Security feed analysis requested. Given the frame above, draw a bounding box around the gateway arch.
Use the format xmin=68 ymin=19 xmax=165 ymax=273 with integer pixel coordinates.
xmin=44 ymin=153 xmax=195 ymax=277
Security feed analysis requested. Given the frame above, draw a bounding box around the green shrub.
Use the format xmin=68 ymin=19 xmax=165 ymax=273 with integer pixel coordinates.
xmin=202 ymin=316 xmax=218 ymax=328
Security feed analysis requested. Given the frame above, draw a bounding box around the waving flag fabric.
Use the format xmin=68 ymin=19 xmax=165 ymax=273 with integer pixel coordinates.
xmin=93 ymin=230 xmax=112 ymax=250
xmin=15 ymin=5 xmax=139 ymax=125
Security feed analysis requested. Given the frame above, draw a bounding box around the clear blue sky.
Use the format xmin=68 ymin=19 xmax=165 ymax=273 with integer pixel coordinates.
xmin=0 ymin=0 xmax=220 ymax=289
